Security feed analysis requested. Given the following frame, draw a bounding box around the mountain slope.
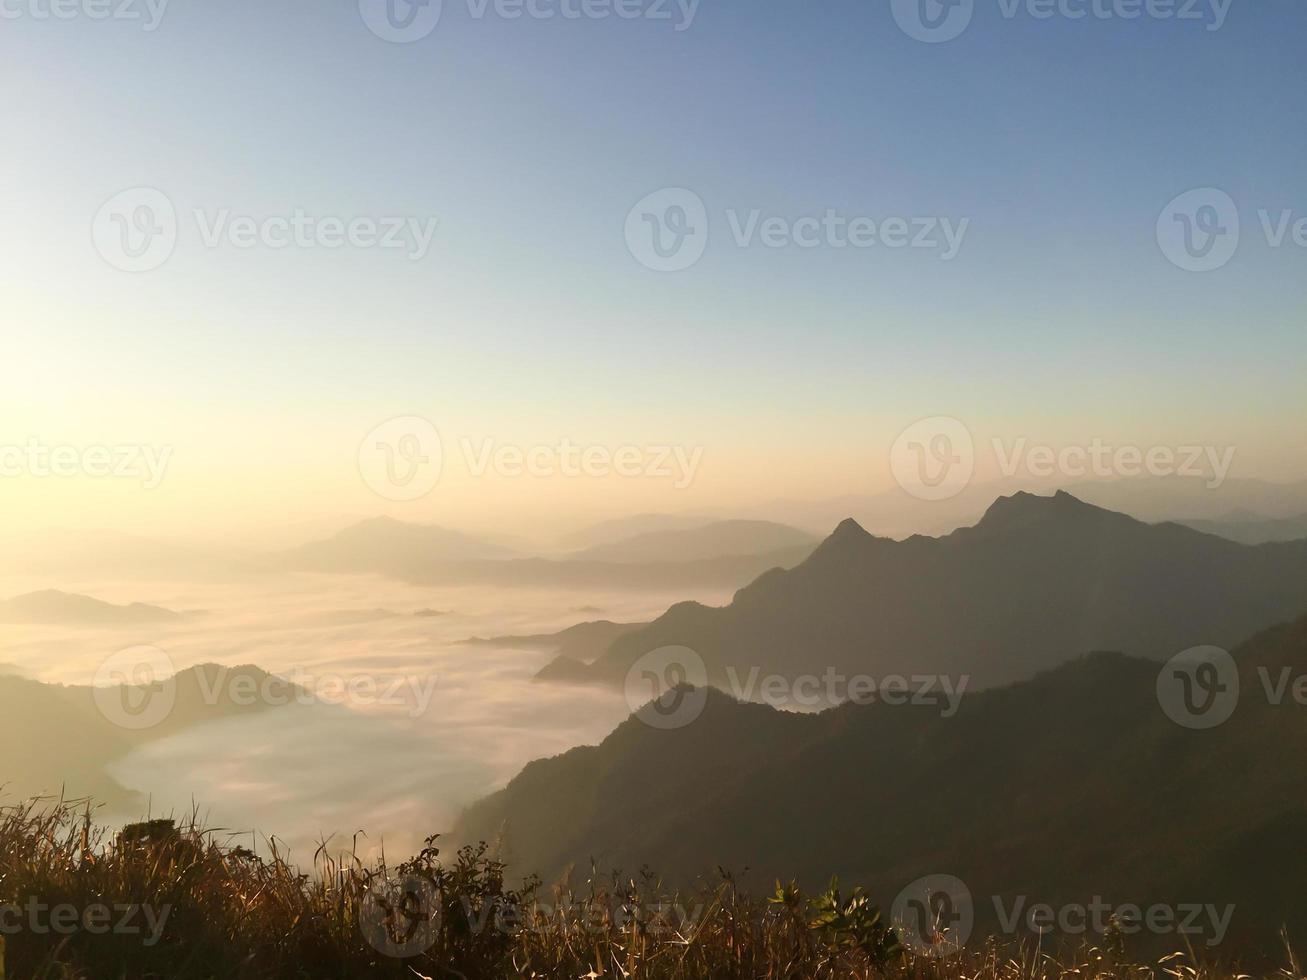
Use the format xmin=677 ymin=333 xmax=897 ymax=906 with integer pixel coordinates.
xmin=576 ymin=491 xmax=1307 ymax=692
xmin=456 ymin=612 xmax=1307 ymax=955
xmin=0 ymin=664 xmax=295 ymax=807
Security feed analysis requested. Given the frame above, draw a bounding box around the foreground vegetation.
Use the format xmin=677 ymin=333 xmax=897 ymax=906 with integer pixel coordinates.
xmin=0 ymin=798 xmax=1297 ymax=980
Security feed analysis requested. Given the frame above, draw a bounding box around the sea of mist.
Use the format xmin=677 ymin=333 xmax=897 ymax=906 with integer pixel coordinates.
xmin=0 ymin=571 xmax=734 ymax=865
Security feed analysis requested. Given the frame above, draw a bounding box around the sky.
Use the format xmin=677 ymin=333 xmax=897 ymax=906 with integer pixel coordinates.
xmin=2 ymin=0 xmax=1304 ymax=540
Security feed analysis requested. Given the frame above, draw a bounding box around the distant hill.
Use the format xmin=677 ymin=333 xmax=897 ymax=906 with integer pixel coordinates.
xmin=556 ymin=514 xmax=715 ymax=551
xmin=0 ymin=664 xmax=295 ymax=807
xmin=456 ymin=612 xmax=1307 ymax=955
xmin=565 ymin=491 xmax=1307 ymax=694
xmin=568 ymin=520 xmax=818 ymax=564
xmin=280 ymin=516 xmax=516 ymax=575
xmin=0 ymin=590 xmax=181 ymax=626
xmin=1176 ymin=512 xmax=1307 ymax=545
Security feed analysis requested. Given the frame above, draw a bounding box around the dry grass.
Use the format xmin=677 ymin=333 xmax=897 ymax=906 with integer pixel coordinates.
xmin=0 ymin=797 xmax=1297 ymax=980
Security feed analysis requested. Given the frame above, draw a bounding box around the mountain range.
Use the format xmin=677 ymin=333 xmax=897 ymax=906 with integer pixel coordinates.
xmin=280 ymin=516 xmax=817 ymax=590
xmin=456 ymin=610 xmax=1307 ymax=956
xmin=551 ymin=491 xmax=1307 ymax=695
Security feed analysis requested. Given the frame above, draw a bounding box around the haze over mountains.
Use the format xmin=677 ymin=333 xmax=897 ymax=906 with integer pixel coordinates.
xmin=1178 ymin=511 xmax=1307 ymax=546
xmin=550 ymin=491 xmax=1307 ymax=694
xmin=456 ymin=611 xmax=1307 ymax=955
xmin=279 ymin=516 xmax=818 ymax=591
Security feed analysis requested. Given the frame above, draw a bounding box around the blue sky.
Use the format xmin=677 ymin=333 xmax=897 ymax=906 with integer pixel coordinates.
xmin=2 ymin=0 xmax=1304 ymax=534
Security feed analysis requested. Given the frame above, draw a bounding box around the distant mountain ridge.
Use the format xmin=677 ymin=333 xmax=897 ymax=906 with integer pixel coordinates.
xmin=1176 ymin=511 xmax=1307 ymax=545
xmin=280 ymin=516 xmax=515 ymax=574
xmin=0 ymin=590 xmax=180 ymax=626
xmin=558 ymin=491 xmax=1307 ymax=692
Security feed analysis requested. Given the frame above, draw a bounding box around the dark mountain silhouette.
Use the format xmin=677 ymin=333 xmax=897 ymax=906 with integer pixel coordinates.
xmin=567 ymin=520 xmax=817 ymax=564
xmin=0 ymin=590 xmax=181 ymax=626
xmin=566 ymin=491 xmax=1307 ymax=693
xmin=456 ymin=612 xmax=1307 ymax=957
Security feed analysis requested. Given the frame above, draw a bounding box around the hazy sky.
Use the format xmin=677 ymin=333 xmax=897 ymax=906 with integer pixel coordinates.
xmin=3 ymin=0 xmax=1304 ymax=539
